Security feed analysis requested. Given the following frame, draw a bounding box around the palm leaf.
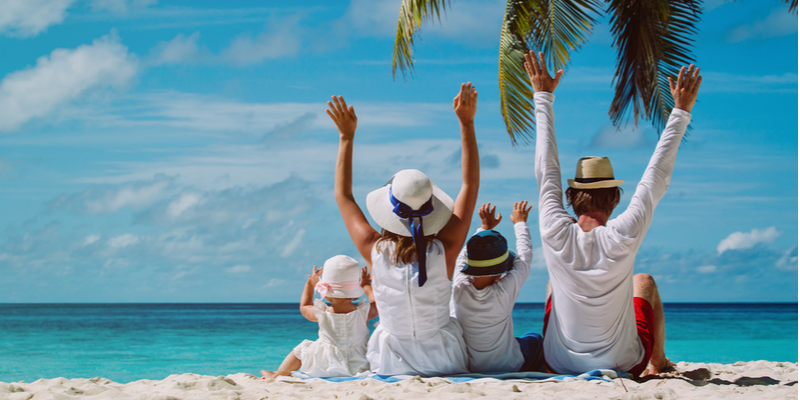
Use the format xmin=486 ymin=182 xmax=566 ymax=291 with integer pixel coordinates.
xmin=607 ymin=0 xmax=701 ymax=132
xmin=392 ymin=0 xmax=450 ymax=80
xmin=786 ymin=0 xmax=798 ymax=13
xmin=499 ymin=0 xmax=602 ymax=145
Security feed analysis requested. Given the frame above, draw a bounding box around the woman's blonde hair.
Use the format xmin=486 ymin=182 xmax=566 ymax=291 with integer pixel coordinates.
xmin=376 ymin=230 xmax=440 ymax=265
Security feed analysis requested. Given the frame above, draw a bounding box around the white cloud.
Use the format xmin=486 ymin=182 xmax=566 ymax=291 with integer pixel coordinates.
xmin=0 ymin=0 xmax=74 ymax=37
xmin=107 ymin=233 xmax=140 ymax=248
xmin=717 ymin=227 xmax=781 ymax=254
xmin=166 ymin=192 xmax=202 ymax=217
xmin=221 ymin=17 xmax=302 ymax=65
xmin=700 ymin=72 xmax=797 ymax=93
xmin=83 ymin=234 xmax=100 ymax=246
xmin=53 ymin=174 xmax=173 ymax=214
xmin=0 ymin=33 xmax=138 ymax=132
xmin=90 ymin=0 xmax=156 ymax=13
xmin=281 ymin=228 xmax=305 ymax=257
xmin=776 ymin=246 xmax=798 ymax=271
xmin=727 ymin=8 xmax=798 ymax=43
xmin=696 ymin=265 xmax=717 ymax=274
xmin=149 ymin=32 xmax=206 ymax=65
xmin=225 ymin=265 xmax=251 ymax=274
xmin=589 ymin=125 xmax=656 ymax=149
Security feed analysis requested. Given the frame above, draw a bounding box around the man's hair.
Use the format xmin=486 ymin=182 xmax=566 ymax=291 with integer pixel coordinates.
xmin=565 ymin=187 xmax=623 ymax=216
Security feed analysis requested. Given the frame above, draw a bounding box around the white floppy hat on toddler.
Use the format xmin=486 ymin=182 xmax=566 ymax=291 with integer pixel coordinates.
xmin=316 ymin=255 xmax=364 ymax=299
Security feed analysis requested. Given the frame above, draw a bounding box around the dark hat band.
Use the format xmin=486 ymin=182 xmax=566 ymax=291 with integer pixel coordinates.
xmin=574 ymin=177 xmax=615 ymax=183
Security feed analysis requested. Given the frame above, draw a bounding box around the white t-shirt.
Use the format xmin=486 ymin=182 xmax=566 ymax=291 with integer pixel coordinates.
xmin=451 ymin=223 xmax=532 ymax=373
xmin=533 ymin=92 xmax=691 ymax=374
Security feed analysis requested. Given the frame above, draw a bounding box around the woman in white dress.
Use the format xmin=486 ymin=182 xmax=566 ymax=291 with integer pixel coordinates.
xmin=325 ymin=83 xmax=480 ymax=376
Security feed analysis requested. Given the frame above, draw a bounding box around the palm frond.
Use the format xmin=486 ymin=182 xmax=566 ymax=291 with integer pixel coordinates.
xmin=607 ymin=0 xmax=701 ymax=132
xmin=392 ymin=0 xmax=450 ymax=80
xmin=498 ymin=0 xmax=602 ymax=145
xmin=786 ymin=0 xmax=798 ymax=13
xmin=522 ymin=0 xmax=603 ymax=72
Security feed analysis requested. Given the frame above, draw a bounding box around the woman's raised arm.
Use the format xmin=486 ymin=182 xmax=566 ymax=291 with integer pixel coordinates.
xmin=327 ymin=96 xmax=381 ymax=263
xmin=436 ymin=83 xmax=480 ymax=280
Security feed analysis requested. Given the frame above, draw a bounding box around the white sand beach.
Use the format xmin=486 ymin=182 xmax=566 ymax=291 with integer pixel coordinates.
xmin=1 ymin=361 xmax=796 ymax=400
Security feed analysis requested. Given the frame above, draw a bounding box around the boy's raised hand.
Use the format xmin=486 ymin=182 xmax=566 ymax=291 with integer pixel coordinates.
xmin=360 ymin=266 xmax=372 ymax=287
xmin=510 ymin=201 xmax=533 ymax=224
xmin=326 ymin=95 xmax=357 ymax=140
xmin=524 ymin=51 xmax=563 ymax=93
xmin=307 ymin=265 xmax=323 ymax=287
xmin=478 ymin=203 xmax=502 ymax=230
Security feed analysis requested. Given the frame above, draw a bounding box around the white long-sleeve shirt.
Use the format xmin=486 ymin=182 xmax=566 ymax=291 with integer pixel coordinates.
xmin=450 ymin=222 xmax=533 ymax=372
xmin=534 ymin=92 xmax=691 ymax=374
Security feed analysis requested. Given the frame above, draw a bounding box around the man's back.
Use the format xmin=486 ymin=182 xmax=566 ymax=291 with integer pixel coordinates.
xmin=533 ymin=92 xmax=691 ymax=374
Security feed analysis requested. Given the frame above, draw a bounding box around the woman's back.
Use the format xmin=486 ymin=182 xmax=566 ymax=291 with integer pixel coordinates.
xmin=367 ymin=240 xmax=468 ymax=376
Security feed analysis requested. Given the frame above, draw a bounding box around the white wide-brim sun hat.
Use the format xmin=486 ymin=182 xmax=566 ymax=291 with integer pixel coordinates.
xmin=567 ymin=156 xmax=624 ymax=189
xmin=366 ymin=169 xmax=455 ymax=237
xmin=320 ymin=255 xmax=365 ymax=299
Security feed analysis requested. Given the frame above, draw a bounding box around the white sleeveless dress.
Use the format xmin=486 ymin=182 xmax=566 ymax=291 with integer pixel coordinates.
xmin=292 ymin=299 xmax=371 ymax=377
xmin=367 ymin=239 xmax=469 ymax=376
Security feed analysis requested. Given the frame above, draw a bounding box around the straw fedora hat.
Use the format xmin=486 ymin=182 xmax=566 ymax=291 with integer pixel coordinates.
xmin=318 ymin=255 xmax=364 ymax=299
xmin=366 ymin=169 xmax=454 ymax=237
xmin=567 ymin=156 xmax=624 ymax=189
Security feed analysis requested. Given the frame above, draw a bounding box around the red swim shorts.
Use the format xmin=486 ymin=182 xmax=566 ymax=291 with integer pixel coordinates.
xmin=542 ymin=296 xmax=655 ymax=377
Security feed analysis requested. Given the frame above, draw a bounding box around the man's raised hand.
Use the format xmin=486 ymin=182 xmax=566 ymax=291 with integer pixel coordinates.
xmin=326 ymin=95 xmax=357 ymax=140
xmin=524 ymin=51 xmax=563 ymax=93
xmin=453 ymin=82 xmax=478 ymax=124
xmin=669 ymin=64 xmax=702 ymax=113
xmin=478 ymin=203 xmax=502 ymax=230
xmin=510 ymin=200 xmax=532 ymax=224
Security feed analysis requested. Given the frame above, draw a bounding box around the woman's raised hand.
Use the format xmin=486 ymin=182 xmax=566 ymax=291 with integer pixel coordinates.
xmin=669 ymin=64 xmax=702 ymax=113
xmin=453 ymin=82 xmax=478 ymax=124
xmin=524 ymin=51 xmax=563 ymax=93
xmin=326 ymin=95 xmax=357 ymax=140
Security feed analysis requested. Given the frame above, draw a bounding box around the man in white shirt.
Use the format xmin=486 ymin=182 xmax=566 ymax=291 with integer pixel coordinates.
xmin=524 ymin=51 xmax=702 ymax=377
xmin=451 ymin=201 xmax=545 ymax=373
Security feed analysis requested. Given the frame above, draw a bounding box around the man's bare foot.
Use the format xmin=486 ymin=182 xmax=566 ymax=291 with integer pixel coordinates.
xmin=642 ymin=358 xmax=676 ymax=376
xmin=260 ymin=370 xmax=278 ymax=379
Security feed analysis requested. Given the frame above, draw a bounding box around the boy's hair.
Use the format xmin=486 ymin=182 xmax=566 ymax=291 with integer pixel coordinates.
xmin=565 ymin=187 xmax=623 ymax=216
xmin=377 ymin=230 xmax=439 ymax=265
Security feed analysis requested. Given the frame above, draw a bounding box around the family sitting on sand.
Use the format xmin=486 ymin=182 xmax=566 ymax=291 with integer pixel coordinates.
xmin=261 ymin=52 xmax=702 ymax=380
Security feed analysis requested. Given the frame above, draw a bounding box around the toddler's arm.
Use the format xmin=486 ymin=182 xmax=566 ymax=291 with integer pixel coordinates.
xmin=361 ymin=266 xmax=379 ymax=321
xmin=299 ymin=266 xmax=323 ymax=322
xmin=479 ymin=202 xmax=502 ymax=230
xmin=510 ymin=200 xmax=534 ymax=268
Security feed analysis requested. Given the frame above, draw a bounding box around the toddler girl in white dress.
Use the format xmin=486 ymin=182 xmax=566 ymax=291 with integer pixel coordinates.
xmin=260 ymin=255 xmax=378 ymax=379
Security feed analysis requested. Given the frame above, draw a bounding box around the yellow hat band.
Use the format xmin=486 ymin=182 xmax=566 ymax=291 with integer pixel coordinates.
xmin=467 ymin=251 xmax=509 ymax=268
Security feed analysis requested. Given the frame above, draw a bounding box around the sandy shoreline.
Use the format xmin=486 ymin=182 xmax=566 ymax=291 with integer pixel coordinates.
xmin=1 ymin=361 xmax=796 ymax=399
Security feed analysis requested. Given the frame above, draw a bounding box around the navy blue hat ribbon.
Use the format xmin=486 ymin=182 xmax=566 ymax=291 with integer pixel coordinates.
xmin=389 ymin=186 xmax=434 ymax=286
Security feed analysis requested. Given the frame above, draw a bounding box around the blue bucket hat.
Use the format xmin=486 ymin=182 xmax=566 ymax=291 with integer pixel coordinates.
xmin=462 ymin=230 xmax=516 ymax=276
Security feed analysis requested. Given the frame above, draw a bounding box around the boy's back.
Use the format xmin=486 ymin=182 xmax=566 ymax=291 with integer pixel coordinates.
xmin=451 ymin=202 xmax=540 ymax=373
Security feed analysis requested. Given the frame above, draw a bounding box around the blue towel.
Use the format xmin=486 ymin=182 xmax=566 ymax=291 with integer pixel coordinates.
xmin=285 ymin=369 xmax=628 ymax=383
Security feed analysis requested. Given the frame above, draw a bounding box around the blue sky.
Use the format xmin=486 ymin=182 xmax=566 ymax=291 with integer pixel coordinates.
xmin=0 ymin=0 xmax=796 ymax=302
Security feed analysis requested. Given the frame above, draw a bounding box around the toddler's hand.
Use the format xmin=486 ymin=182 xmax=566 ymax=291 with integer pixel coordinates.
xmin=510 ymin=200 xmax=532 ymax=224
xmin=360 ymin=266 xmax=372 ymax=287
xmin=307 ymin=265 xmax=323 ymax=287
xmin=478 ymin=203 xmax=502 ymax=230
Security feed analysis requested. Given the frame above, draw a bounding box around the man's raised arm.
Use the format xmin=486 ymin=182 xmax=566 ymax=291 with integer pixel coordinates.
xmin=613 ymin=65 xmax=702 ymax=238
xmin=524 ymin=51 xmax=572 ymax=231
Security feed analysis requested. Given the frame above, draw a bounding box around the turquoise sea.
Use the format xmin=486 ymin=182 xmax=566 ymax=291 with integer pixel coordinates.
xmin=0 ymin=303 xmax=796 ymax=383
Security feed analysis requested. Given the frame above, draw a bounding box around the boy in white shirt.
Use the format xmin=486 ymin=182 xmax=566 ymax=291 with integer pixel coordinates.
xmin=451 ymin=201 xmax=545 ymax=373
